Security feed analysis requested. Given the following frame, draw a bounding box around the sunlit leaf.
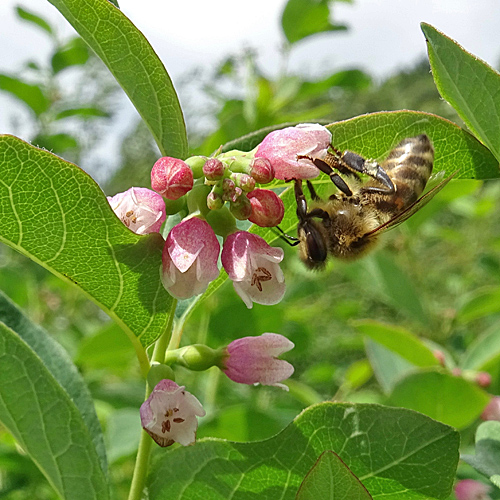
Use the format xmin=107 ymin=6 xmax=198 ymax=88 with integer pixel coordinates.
xmin=149 ymin=402 xmax=459 ymax=500
xmin=421 ymin=23 xmax=500 ymax=162
xmin=387 ymin=369 xmax=490 ymax=429
xmin=0 ymin=74 xmax=50 ymax=115
xmin=0 ymin=135 xmax=173 ymax=351
xmin=296 ymin=451 xmax=373 ymax=500
xmin=48 ymin=0 xmax=188 ymax=158
xmin=0 ymin=322 xmax=109 ymax=499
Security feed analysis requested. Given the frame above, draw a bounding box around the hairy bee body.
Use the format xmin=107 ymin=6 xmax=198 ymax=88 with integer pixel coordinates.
xmin=296 ymin=135 xmax=437 ymax=268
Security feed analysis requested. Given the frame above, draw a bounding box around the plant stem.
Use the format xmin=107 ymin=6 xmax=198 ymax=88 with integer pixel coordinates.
xmin=127 ymin=298 xmax=178 ymax=500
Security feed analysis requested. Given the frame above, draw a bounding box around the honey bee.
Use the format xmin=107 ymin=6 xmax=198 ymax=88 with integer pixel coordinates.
xmin=290 ymin=134 xmax=454 ymax=269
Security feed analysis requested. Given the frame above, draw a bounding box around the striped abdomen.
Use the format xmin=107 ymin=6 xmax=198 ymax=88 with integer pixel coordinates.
xmin=382 ymin=134 xmax=434 ymax=210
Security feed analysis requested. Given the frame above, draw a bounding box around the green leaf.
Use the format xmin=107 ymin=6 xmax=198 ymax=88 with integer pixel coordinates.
xmin=48 ymin=0 xmax=187 ymax=158
xmin=0 ymin=322 xmax=109 ymax=500
xmin=421 ymin=23 xmax=500 ymax=162
xmin=462 ymin=421 xmax=500 ymax=489
xmin=457 ymin=286 xmax=500 ymax=323
xmin=55 ymin=107 xmax=111 ymax=120
xmin=296 ymin=451 xmax=373 ymax=500
xmin=0 ymin=290 xmax=107 ymax=474
xmin=355 ymin=320 xmax=439 ymax=367
xmin=387 ymin=369 xmax=490 ymax=429
xmin=281 ymin=0 xmax=347 ymax=45
xmin=105 ymin=409 xmax=140 ymax=463
xmin=51 ymin=37 xmax=90 ymax=74
xmin=149 ymin=402 xmax=459 ymax=500
xmin=16 ymin=6 xmax=54 ymax=34
xmin=33 ymin=132 xmax=79 ymax=153
xmin=0 ymin=135 xmax=173 ymax=351
xmin=0 ymin=74 xmax=51 ymax=115
xmin=462 ymin=325 xmax=500 ymax=372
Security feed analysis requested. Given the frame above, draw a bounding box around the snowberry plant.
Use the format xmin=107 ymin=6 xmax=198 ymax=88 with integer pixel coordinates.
xmin=1 ymin=1 xmax=500 ymax=500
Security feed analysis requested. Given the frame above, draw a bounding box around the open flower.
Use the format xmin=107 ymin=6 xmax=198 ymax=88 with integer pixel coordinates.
xmin=161 ymin=217 xmax=220 ymax=299
xmin=107 ymin=187 xmax=166 ymax=234
xmin=255 ymin=123 xmax=332 ymax=180
xmin=220 ymin=333 xmax=294 ymax=389
xmin=151 ymin=156 xmax=194 ymax=200
xmin=140 ymin=379 xmax=206 ymax=447
xmin=221 ymin=230 xmax=285 ymax=308
xmin=455 ymin=479 xmax=492 ymax=500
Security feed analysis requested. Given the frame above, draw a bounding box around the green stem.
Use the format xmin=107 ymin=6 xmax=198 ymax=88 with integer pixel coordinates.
xmin=127 ymin=298 xmax=178 ymax=500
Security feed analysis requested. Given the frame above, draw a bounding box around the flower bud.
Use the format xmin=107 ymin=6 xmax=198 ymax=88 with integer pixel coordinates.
xmin=165 ymin=344 xmax=219 ymax=371
xmin=230 ymin=195 xmax=252 ymax=220
xmin=203 ymin=158 xmax=226 ymax=181
xmin=222 ymin=178 xmax=239 ymax=202
xmin=151 ymin=156 xmax=194 ymax=200
xmin=219 ymin=333 xmax=294 ymax=389
xmin=185 ymin=155 xmax=207 ymax=179
xmin=481 ymin=396 xmax=500 ymax=421
xmin=140 ymin=379 xmax=205 ymax=447
xmin=250 ymin=157 xmax=274 ymax=184
xmin=255 ymin=123 xmax=332 ymax=180
xmin=231 ymin=173 xmax=256 ymax=192
xmin=455 ymin=479 xmax=492 ymax=500
xmin=107 ymin=187 xmax=166 ymax=234
xmin=475 ymin=372 xmax=492 ymax=388
xmin=207 ymin=190 xmax=224 ymax=210
xmin=247 ymin=189 xmax=284 ymax=227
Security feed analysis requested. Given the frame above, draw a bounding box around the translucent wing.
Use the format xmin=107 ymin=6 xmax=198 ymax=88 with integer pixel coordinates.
xmin=364 ymin=171 xmax=458 ymax=237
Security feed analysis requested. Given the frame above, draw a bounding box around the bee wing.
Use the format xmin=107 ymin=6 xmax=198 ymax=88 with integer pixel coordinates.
xmin=364 ymin=171 xmax=458 ymax=236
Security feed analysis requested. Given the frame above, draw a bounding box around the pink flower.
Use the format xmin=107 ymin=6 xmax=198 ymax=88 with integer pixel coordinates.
xmin=140 ymin=379 xmax=205 ymax=447
xmin=250 ymin=157 xmax=274 ymax=184
xmin=151 ymin=156 xmax=194 ymax=200
xmin=481 ymin=396 xmax=500 ymax=421
xmin=475 ymin=372 xmax=492 ymax=388
xmin=203 ymin=158 xmax=225 ymax=181
xmin=247 ymin=189 xmax=285 ymax=227
xmin=107 ymin=187 xmax=166 ymax=234
xmin=161 ymin=217 xmax=220 ymax=299
xmin=455 ymin=479 xmax=492 ymax=500
xmin=221 ymin=333 xmax=294 ymax=389
xmin=221 ymin=231 xmax=285 ymax=308
xmin=255 ymin=123 xmax=332 ymax=180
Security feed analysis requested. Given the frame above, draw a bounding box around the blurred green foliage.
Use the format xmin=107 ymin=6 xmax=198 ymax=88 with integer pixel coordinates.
xmin=1 ymin=1 xmax=500 ymax=499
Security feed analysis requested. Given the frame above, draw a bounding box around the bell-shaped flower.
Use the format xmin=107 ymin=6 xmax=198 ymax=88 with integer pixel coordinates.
xmin=221 ymin=230 xmax=285 ymax=308
xmin=220 ymin=333 xmax=294 ymax=389
xmin=247 ymin=189 xmax=284 ymax=227
xmin=255 ymin=123 xmax=332 ymax=180
xmin=140 ymin=379 xmax=206 ymax=447
xmin=161 ymin=217 xmax=220 ymax=299
xmin=107 ymin=187 xmax=166 ymax=234
xmin=151 ymin=156 xmax=194 ymax=200
xmin=481 ymin=396 xmax=500 ymax=421
xmin=455 ymin=480 xmax=492 ymax=500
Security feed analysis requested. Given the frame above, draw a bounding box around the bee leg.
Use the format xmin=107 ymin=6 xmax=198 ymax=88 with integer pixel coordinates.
xmin=306 ymin=181 xmax=321 ymax=201
xmin=341 ymin=151 xmax=395 ymax=194
xmin=297 ymin=155 xmax=353 ymax=196
xmin=274 ymin=226 xmax=300 ymax=247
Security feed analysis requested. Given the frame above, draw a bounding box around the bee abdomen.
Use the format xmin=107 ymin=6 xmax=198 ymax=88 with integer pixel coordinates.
xmin=383 ymin=134 xmax=434 ymax=201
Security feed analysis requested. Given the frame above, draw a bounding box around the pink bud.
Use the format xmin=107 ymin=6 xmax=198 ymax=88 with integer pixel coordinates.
xmin=107 ymin=187 xmax=166 ymax=234
xmin=140 ymin=379 xmax=205 ymax=447
xmin=475 ymin=372 xmax=492 ymax=388
xmin=221 ymin=230 xmax=285 ymax=308
xmin=455 ymin=479 xmax=492 ymax=500
xmin=232 ymin=173 xmax=256 ymax=192
xmin=250 ymin=157 xmax=274 ymax=184
xmin=255 ymin=123 xmax=332 ymax=180
xmin=230 ymin=195 xmax=252 ymax=221
xmin=433 ymin=349 xmax=446 ymax=366
xmin=203 ymin=158 xmax=225 ymax=181
xmin=207 ymin=191 xmax=224 ymax=210
xmin=161 ymin=217 xmax=220 ymax=299
xmin=221 ymin=333 xmax=294 ymax=389
xmin=151 ymin=157 xmax=194 ymax=200
xmin=481 ymin=396 xmax=500 ymax=421
xmin=247 ymin=189 xmax=284 ymax=227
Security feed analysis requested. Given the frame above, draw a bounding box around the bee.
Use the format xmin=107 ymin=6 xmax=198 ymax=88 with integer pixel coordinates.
xmin=290 ymin=134 xmax=454 ymax=269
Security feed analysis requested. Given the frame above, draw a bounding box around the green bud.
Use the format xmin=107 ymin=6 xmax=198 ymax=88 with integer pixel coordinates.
xmin=147 ymin=362 xmax=175 ymax=388
xmin=164 ymin=344 xmax=219 ymax=371
xmin=185 ymin=155 xmax=208 ymax=179
xmin=186 ymin=182 xmax=211 ymax=216
xmin=230 ymin=195 xmax=252 ymax=220
xmin=219 ymin=149 xmax=255 ymax=174
xmin=206 ymin=206 xmax=237 ymax=237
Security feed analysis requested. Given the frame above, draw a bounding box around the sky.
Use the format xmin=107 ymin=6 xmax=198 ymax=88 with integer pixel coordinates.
xmin=0 ymin=0 xmax=499 ymax=176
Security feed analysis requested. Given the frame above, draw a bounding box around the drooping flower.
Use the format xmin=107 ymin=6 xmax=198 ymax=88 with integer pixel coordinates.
xmin=161 ymin=217 xmax=220 ymax=299
xmin=247 ymin=188 xmax=284 ymax=227
xmin=255 ymin=123 xmax=332 ymax=180
xmin=221 ymin=230 xmax=285 ymax=308
xmin=140 ymin=379 xmax=206 ymax=447
xmin=151 ymin=156 xmax=194 ymax=200
xmin=107 ymin=187 xmax=166 ymax=234
xmin=455 ymin=479 xmax=492 ymax=500
xmin=481 ymin=396 xmax=500 ymax=421
xmin=220 ymin=333 xmax=294 ymax=389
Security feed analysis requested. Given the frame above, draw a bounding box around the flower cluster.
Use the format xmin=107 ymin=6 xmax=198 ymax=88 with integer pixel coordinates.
xmin=107 ymin=123 xmax=331 ymax=307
